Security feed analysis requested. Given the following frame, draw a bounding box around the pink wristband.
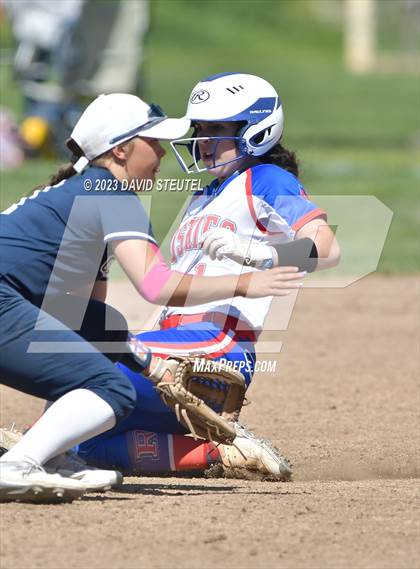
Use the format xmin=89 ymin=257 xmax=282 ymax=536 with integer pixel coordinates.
xmin=138 ymin=245 xmax=182 ymax=303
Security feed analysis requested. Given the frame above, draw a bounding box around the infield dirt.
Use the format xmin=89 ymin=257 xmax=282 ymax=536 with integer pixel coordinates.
xmin=1 ymin=275 xmax=419 ymax=569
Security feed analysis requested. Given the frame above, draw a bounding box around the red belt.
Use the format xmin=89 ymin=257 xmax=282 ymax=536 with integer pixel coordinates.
xmin=160 ymin=312 xmax=258 ymax=343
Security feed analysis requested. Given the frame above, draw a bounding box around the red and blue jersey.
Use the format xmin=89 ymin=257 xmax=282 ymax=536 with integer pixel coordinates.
xmin=167 ymin=163 xmax=326 ymax=330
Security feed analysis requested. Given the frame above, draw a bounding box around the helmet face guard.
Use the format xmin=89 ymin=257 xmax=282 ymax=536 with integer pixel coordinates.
xmin=171 ymin=73 xmax=284 ymax=174
xmin=170 ymin=136 xmax=247 ymax=174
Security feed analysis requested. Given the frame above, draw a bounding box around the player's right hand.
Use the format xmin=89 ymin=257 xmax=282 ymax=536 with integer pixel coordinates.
xmin=200 ymin=227 xmax=272 ymax=267
xmin=238 ymin=266 xmax=306 ymax=298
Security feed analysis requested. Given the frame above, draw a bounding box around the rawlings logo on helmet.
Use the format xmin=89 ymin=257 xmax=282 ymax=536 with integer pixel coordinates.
xmin=171 ymin=73 xmax=284 ymax=174
xmin=190 ymin=90 xmax=210 ymax=104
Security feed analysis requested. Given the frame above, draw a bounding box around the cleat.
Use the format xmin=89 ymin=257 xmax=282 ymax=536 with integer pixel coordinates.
xmin=45 ymin=450 xmax=123 ymax=492
xmin=0 ymin=461 xmax=86 ymax=503
xmin=0 ymin=426 xmax=122 ymax=493
xmin=217 ymin=422 xmax=292 ymax=481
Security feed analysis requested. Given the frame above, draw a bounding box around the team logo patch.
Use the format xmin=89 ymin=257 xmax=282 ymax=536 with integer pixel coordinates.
xmin=132 ymin=430 xmax=159 ymax=461
xmin=190 ymin=90 xmax=210 ymax=104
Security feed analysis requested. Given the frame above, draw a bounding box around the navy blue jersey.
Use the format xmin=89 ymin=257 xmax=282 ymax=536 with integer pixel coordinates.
xmin=0 ymin=166 xmax=156 ymax=305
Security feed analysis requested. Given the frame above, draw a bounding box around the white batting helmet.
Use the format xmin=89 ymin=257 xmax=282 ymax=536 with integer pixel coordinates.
xmin=171 ymin=72 xmax=284 ymax=173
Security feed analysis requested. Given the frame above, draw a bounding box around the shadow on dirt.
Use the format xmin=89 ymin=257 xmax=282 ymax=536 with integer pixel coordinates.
xmin=114 ymin=482 xmax=312 ymax=496
xmin=117 ymin=482 xmax=237 ymax=496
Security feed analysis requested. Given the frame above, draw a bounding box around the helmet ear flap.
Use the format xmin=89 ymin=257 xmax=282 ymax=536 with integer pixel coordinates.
xmin=241 ymin=105 xmax=284 ymax=157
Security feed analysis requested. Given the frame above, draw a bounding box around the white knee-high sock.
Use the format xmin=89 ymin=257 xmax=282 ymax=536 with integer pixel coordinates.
xmin=1 ymin=389 xmax=116 ymax=466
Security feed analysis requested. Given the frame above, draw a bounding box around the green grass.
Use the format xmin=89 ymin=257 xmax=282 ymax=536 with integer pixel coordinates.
xmin=0 ymin=0 xmax=418 ymax=272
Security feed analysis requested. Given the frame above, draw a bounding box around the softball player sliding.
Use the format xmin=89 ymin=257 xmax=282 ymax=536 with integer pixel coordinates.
xmin=0 ymin=89 xmax=300 ymax=502
xmin=78 ymin=73 xmax=340 ymax=479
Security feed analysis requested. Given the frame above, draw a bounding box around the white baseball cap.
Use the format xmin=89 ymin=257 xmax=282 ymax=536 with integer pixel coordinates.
xmin=69 ymin=93 xmax=191 ymax=172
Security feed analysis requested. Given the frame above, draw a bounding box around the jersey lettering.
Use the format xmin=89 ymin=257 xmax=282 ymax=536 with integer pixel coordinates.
xmin=201 ymin=214 xmax=220 ymax=234
xmin=194 ymin=262 xmax=206 ymax=276
xmin=185 ymin=217 xmax=199 ymax=251
xmin=170 ymin=214 xmax=236 ymax=262
xmin=220 ymin=219 xmax=236 ymax=232
xmin=98 ymin=254 xmax=116 ymax=279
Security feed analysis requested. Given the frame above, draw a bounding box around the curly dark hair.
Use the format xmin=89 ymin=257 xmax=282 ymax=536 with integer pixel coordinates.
xmin=258 ymin=142 xmax=299 ymax=177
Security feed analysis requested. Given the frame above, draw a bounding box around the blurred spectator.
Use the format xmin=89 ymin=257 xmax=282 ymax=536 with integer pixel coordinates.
xmin=0 ymin=107 xmax=24 ymax=169
xmin=4 ymin=0 xmax=149 ymax=158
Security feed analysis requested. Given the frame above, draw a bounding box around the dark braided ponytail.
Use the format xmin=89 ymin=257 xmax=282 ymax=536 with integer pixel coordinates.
xmin=48 ymin=139 xmax=85 ymax=186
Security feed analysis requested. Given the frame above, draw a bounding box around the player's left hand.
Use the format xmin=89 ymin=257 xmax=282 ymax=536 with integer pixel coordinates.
xmin=200 ymin=227 xmax=273 ymax=267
